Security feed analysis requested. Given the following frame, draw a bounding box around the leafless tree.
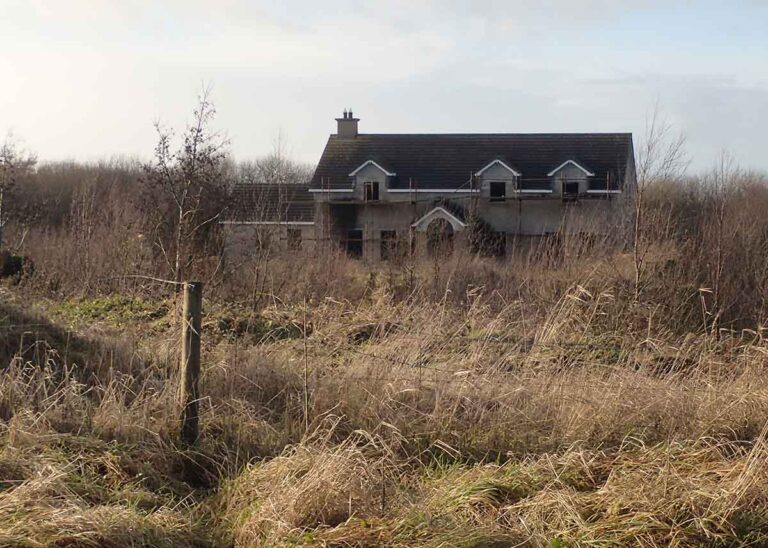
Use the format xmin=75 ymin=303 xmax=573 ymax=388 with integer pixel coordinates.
xmin=0 ymin=133 xmax=37 ymax=249
xmin=632 ymin=104 xmax=689 ymax=301
xmin=141 ymin=88 xmax=230 ymax=285
xmin=224 ymin=133 xmax=315 ymax=307
xmin=237 ymin=132 xmax=314 ymax=188
xmin=710 ymin=153 xmax=731 ymax=316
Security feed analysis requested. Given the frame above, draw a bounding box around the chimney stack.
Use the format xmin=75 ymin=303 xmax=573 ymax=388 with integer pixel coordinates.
xmin=336 ymin=109 xmax=359 ymax=138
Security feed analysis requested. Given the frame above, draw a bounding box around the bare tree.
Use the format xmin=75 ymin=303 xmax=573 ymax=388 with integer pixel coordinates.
xmin=237 ymin=131 xmax=314 ymax=188
xmin=225 ymin=133 xmax=315 ymax=307
xmin=0 ymin=133 xmax=37 ymax=249
xmin=704 ymin=151 xmax=740 ymax=325
xmin=141 ymin=88 xmax=230 ymax=285
xmin=632 ymin=104 xmax=688 ymax=301
xmin=69 ymin=177 xmax=100 ymax=289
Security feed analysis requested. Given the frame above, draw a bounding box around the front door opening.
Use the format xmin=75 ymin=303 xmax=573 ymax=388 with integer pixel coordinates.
xmin=426 ymin=218 xmax=454 ymax=257
xmin=380 ymin=230 xmax=397 ymax=260
xmin=345 ymin=229 xmax=363 ymax=258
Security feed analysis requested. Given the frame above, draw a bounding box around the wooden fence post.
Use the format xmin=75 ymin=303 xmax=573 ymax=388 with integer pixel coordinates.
xmin=180 ymin=281 xmax=203 ymax=446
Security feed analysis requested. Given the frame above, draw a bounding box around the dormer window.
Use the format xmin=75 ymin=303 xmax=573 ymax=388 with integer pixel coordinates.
xmin=364 ymin=181 xmax=380 ymax=202
xmin=489 ymin=182 xmax=506 ymax=202
xmin=562 ymin=179 xmax=580 ymax=198
xmin=547 ymin=160 xmax=594 ymax=201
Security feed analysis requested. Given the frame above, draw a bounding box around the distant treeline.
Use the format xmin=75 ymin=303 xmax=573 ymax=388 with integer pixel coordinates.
xmin=10 ymin=156 xmax=313 ymax=232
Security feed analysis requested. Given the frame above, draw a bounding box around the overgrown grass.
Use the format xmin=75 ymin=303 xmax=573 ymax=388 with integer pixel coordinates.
xmin=3 ymin=260 xmax=768 ymax=545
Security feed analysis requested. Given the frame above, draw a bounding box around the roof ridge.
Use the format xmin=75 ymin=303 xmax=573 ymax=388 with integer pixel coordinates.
xmin=328 ymin=132 xmax=633 ymax=137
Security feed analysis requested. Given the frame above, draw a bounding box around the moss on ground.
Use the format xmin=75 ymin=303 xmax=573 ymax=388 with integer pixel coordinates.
xmin=52 ymin=294 xmax=170 ymax=330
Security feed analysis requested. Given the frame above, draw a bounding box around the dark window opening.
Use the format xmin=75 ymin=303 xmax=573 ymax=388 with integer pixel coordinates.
xmin=562 ymin=180 xmax=580 ymax=201
xmin=287 ymin=228 xmax=302 ymax=251
xmin=489 ymin=182 xmax=506 ymax=202
xmin=564 ymin=181 xmax=579 ymax=194
xmin=364 ymin=181 xmax=380 ymax=202
xmin=380 ymin=230 xmax=397 ymax=260
xmin=345 ymin=229 xmax=363 ymax=258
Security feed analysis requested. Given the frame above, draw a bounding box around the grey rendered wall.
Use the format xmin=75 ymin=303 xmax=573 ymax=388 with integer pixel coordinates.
xmin=476 ymin=197 xmax=624 ymax=235
xmin=355 ymin=202 xmax=419 ymax=261
xmin=222 ymin=223 xmax=318 ymax=261
xmin=313 ymin=198 xmax=625 ymax=261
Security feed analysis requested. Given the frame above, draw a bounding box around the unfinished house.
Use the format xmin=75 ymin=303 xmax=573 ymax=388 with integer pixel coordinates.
xmin=225 ymin=111 xmax=635 ymax=261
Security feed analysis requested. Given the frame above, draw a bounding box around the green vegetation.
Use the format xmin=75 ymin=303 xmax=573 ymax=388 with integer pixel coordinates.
xmin=52 ymin=294 xmax=169 ymax=328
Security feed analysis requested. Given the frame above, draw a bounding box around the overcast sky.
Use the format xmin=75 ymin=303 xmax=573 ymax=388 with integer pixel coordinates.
xmin=2 ymin=0 xmax=767 ymax=171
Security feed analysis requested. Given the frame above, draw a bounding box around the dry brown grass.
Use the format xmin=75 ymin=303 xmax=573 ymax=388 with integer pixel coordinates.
xmin=218 ymin=425 xmax=397 ymax=545
xmin=0 ymin=410 xmax=205 ymax=546
xmin=3 ymin=234 xmax=768 ymax=544
xmin=212 ymin=430 xmax=768 ymax=546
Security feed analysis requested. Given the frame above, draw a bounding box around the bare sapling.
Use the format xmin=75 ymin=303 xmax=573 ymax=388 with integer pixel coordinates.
xmin=632 ymin=104 xmax=688 ymax=301
xmin=141 ymin=87 xmax=230 ymax=287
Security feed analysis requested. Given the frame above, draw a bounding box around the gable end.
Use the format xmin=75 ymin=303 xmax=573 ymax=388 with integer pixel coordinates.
xmin=411 ymin=206 xmax=467 ymax=232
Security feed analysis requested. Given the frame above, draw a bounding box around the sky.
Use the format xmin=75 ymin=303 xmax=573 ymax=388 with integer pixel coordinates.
xmin=1 ymin=0 xmax=767 ymax=172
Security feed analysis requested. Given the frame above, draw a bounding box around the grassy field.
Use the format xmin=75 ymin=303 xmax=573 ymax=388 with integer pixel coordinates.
xmin=2 ymin=251 xmax=768 ymax=547
xmin=2 ymin=67 xmax=767 ymax=546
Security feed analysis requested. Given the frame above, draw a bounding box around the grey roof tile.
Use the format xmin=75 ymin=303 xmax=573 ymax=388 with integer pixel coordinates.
xmin=310 ymin=133 xmax=634 ymax=190
xmin=228 ymin=183 xmax=314 ymax=223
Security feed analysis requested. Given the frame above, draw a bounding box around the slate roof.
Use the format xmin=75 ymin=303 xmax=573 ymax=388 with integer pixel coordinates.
xmin=310 ymin=133 xmax=634 ymax=190
xmin=227 ymin=183 xmax=314 ymax=223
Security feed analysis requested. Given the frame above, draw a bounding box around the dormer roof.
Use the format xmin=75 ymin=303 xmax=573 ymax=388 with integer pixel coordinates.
xmin=348 ymin=159 xmax=396 ymax=177
xmin=474 ymin=159 xmax=522 ymax=177
xmin=546 ymin=159 xmax=595 ymax=177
